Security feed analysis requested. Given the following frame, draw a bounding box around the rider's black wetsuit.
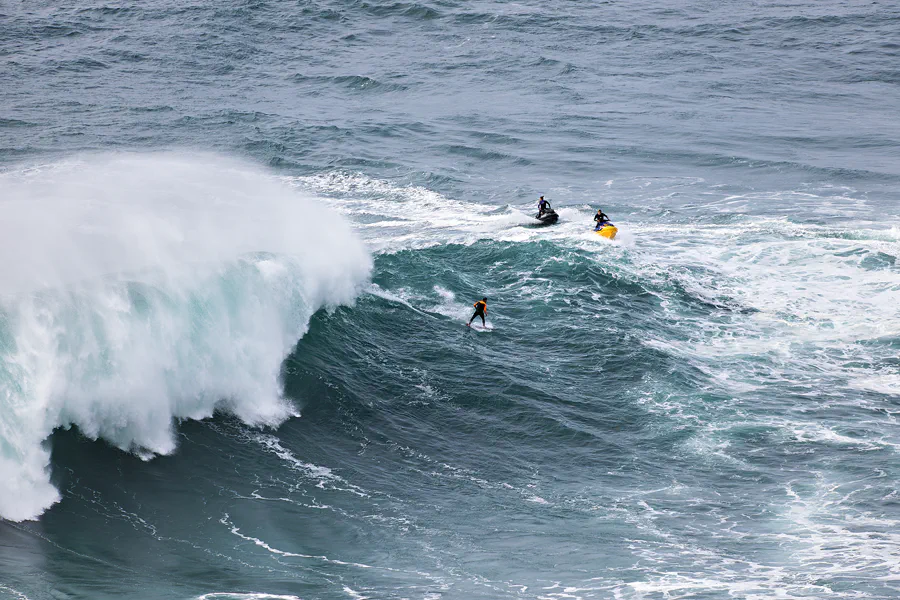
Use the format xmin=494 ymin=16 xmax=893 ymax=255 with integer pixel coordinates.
xmin=594 ymin=210 xmax=611 ymax=230
xmin=468 ymin=300 xmax=487 ymax=326
xmin=538 ymin=199 xmax=551 ymax=217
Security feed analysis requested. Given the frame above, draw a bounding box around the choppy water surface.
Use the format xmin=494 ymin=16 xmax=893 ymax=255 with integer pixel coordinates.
xmin=2 ymin=1 xmax=900 ymax=599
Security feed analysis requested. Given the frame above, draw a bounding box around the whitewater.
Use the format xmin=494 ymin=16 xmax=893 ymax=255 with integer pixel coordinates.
xmin=3 ymin=0 xmax=900 ymax=599
xmin=0 ymin=154 xmax=372 ymax=521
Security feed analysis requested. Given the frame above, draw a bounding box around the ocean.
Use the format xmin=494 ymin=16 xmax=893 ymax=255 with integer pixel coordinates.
xmin=2 ymin=1 xmax=900 ymax=598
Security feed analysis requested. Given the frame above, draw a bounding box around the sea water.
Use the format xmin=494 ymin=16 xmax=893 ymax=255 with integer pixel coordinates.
xmin=2 ymin=1 xmax=900 ymax=598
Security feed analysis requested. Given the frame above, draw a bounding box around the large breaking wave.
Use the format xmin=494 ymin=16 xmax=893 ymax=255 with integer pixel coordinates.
xmin=0 ymin=153 xmax=372 ymax=521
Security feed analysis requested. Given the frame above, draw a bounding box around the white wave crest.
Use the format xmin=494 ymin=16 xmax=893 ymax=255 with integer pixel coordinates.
xmin=0 ymin=153 xmax=372 ymax=522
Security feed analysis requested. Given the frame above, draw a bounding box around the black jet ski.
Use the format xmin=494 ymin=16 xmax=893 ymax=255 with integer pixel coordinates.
xmin=535 ymin=209 xmax=559 ymax=226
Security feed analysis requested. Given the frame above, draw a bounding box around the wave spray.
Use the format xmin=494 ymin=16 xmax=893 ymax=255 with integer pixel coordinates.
xmin=0 ymin=153 xmax=372 ymax=521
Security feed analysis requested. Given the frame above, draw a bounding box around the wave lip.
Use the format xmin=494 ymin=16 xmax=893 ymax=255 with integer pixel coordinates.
xmin=0 ymin=152 xmax=372 ymax=522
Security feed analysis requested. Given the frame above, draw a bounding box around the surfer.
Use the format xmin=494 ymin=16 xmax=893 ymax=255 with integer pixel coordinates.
xmin=467 ymin=297 xmax=488 ymax=328
xmin=537 ymin=196 xmax=551 ymax=217
xmin=593 ymin=208 xmax=611 ymax=230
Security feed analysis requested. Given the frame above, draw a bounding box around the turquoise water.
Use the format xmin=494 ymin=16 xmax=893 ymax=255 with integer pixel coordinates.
xmin=2 ymin=1 xmax=900 ymax=599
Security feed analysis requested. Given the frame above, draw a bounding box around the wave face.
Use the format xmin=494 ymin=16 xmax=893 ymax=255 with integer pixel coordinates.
xmin=271 ymin=173 xmax=900 ymax=600
xmin=5 ymin=170 xmax=896 ymax=600
xmin=0 ymin=154 xmax=371 ymax=521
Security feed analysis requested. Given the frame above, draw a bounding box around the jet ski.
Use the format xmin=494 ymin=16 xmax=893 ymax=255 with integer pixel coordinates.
xmin=594 ymin=222 xmax=618 ymax=240
xmin=535 ymin=209 xmax=559 ymax=226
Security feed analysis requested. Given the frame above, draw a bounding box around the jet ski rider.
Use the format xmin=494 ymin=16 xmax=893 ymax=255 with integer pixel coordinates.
xmin=537 ymin=196 xmax=551 ymax=217
xmin=593 ymin=208 xmax=611 ymax=231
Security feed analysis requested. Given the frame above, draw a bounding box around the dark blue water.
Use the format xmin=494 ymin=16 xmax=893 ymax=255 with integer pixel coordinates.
xmin=3 ymin=1 xmax=900 ymax=599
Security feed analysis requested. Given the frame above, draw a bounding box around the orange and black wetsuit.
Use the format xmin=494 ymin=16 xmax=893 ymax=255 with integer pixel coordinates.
xmin=468 ymin=300 xmax=487 ymax=326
